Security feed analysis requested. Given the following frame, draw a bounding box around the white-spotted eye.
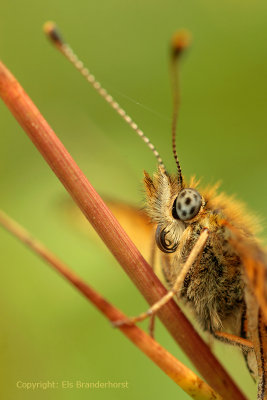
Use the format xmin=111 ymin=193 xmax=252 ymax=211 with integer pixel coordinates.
xmin=175 ymin=188 xmax=202 ymax=221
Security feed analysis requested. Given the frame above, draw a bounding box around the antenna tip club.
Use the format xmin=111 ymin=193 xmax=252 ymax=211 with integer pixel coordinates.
xmin=171 ymin=30 xmax=191 ymax=58
xmin=43 ymin=21 xmax=64 ymax=47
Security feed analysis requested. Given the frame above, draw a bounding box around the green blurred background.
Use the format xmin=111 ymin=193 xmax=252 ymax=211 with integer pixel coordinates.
xmin=0 ymin=1 xmax=267 ymax=399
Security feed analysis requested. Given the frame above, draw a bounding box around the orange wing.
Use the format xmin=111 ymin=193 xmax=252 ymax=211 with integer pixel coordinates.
xmin=60 ymin=197 xmax=161 ymax=269
xmin=227 ymin=224 xmax=267 ymax=398
xmin=228 ymin=227 xmax=267 ymax=324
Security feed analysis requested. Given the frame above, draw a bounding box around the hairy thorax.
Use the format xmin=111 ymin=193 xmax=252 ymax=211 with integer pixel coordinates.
xmin=162 ymin=217 xmax=245 ymax=334
xmin=144 ymin=169 xmax=259 ymax=336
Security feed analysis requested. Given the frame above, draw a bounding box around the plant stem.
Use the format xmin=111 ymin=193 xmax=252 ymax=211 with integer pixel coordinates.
xmin=0 ymin=210 xmax=221 ymax=400
xmin=0 ymin=60 xmax=246 ymax=400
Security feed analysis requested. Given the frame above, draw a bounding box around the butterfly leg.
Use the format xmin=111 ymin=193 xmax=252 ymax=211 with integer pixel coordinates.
xmin=214 ymin=303 xmax=253 ymax=350
xmin=214 ymin=331 xmax=253 ymax=350
xmin=148 ymin=314 xmax=156 ymax=338
xmin=113 ymin=228 xmax=209 ymax=328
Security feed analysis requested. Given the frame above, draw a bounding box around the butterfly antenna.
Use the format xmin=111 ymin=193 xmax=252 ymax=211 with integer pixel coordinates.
xmin=43 ymin=22 xmax=166 ymax=172
xmin=170 ymin=30 xmax=191 ymax=187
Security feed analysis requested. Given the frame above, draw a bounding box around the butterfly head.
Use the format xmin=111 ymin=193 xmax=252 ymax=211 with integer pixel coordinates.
xmin=143 ymin=31 xmax=207 ymax=253
xmin=144 ymin=167 xmax=205 ymax=253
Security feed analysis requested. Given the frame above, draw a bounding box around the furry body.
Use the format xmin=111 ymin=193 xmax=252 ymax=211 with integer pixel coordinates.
xmin=144 ymin=167 xmax=265 ymax=390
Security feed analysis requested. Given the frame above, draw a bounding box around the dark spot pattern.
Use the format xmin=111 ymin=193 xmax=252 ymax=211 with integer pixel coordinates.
xmin=175 ymin=188 xmax=202 ymax=221
xmin=190 ymin=206 xmax=195 ymax=215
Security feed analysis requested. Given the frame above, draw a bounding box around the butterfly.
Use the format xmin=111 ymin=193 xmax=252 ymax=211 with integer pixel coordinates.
xmin=44 ymin=22 xmax=267 ymax=399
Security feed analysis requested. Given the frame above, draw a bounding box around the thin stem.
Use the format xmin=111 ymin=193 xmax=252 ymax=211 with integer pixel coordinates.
xmin=0 ymin=210 xmax=221 ymax=400
xmin=113 ymin=229 xmax=209 ymax=326
xmin=0 ymin=60 xmax=246 ymax=400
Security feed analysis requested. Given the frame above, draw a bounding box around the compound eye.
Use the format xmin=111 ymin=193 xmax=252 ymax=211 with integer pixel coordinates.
xmin=175 ymin=188 xmax=202 ymax=221
xmin=155 ymin=225 xmax=178 ymax=253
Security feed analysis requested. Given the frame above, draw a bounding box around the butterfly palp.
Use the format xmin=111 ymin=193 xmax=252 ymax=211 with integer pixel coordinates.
xmin=155 ymin=225 xmax=178 ymax=253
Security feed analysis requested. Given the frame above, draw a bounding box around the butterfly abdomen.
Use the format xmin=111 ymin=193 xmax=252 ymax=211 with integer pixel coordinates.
xmin=163 ymin=217 xmax=246 ymax=334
